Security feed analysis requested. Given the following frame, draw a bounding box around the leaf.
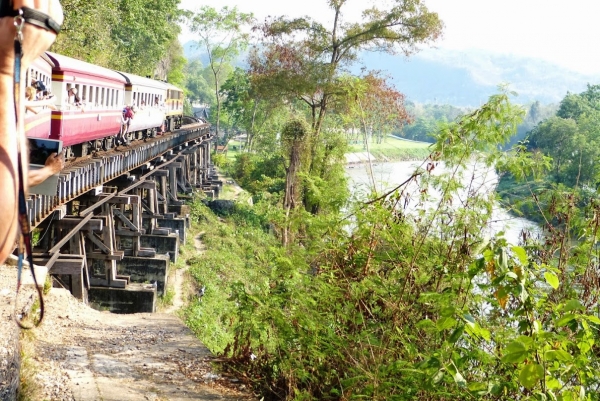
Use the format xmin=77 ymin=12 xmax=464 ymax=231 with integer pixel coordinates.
xmin=463 ymin=313 xmax=476 ymax=324
xmin=495 ymin=286 xmax=509 ymax=309
xmin=431 ymin=369 xmax=444 ymax=384
xmin=556 ymin=313 xmax=577 ymax=327
xmin=501 ymin=341 xmax=529 ymax=363
xmin=467 ymin=381 xmax=488 ymax=394
xmin=519 ymin=363 xmax=544 ymax=389
xmin=436 ymin=317 xmax=457 ymax=331
xmin=448 ymin=325 xmax=464 ymax=344
xmin=584 ymin=315 xmax=600 ymax=325
xmin=564 ymin=299 xmax=584 ymax=312
xmin=544 ymin=272 xmax=559 ymax=289
xmin=453 ymin=371 xmax=467 ymax=387
xmin=544 ymin=349 xmax=572 ymax=362
xmin=512 ymin=246 xmax=528 ymax=265
xmin=506 ymin=271 xmax=518 ymax=280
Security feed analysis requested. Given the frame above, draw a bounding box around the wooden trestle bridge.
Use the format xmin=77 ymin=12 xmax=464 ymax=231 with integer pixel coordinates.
xmin=26 ymin=119 xmax=218 ymax=312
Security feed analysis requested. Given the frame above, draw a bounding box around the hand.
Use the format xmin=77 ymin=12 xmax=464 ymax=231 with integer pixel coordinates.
xmin=28 ymin=151 xmax=64 ymax=187
xmin=44 ymin=151 xmax=64 ymax=173
xmin=0 ymin=0 xmax=64 ymax=77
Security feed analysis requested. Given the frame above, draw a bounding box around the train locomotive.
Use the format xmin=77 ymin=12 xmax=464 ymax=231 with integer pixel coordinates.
xmin=25 ymin=52 xmax=185 ymax=158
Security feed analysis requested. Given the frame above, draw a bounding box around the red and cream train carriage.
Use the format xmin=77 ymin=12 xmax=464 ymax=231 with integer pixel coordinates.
xmin=117 ymin=71 xmax=167 ymax=139
xmin=47 ymin=52 xmax=127 ymax=157
xmin=24 ymin=54 xmax=54 ymax=140
xmin=23 ymin=51 xmax=187 ymax=159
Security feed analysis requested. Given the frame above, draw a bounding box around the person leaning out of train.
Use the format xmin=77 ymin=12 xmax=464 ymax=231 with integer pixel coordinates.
xmin=25 ymin=86 xmax=57 ymax=114
xmin=117 ymin=106 xmax=135 ymax=146
xmin=67 ymin=87 xmax=80 ymax=105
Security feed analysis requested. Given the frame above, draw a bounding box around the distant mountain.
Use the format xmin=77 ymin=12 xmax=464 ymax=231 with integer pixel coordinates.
xmin=183 ymin=41 xmax=208 ymax=64
xmin=182 ymin=40 xmax=600 ymax=107
xmin=355 ymin=49 xmax=600 ymax=107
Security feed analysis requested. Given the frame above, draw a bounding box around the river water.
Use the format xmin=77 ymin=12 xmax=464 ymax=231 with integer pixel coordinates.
xmin=346 ymin=161 xmax=539 ymax=245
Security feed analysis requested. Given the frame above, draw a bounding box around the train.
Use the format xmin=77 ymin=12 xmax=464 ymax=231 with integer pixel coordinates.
xmin=25 ymin=52 xmax=185 ymax=158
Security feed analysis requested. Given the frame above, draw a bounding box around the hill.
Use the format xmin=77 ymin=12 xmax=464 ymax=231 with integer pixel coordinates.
xmin=182 ymin=40 xmax=600 ymax=107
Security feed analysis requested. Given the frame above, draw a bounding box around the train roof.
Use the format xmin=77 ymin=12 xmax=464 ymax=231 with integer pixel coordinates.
xmin=115 ymin=71 xmax=169 ymax=90
xmin=46 ymin=52 xmax=126 ymax=84
xmin=165 ymin=82 xmax=184 ymax=92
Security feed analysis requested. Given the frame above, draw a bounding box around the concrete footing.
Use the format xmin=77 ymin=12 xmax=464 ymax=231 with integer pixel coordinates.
xmin=117 ymin=254 xmax=170 ymax=295
xmin=140 ymin=234 xmax=179 ymax=263
xmin=88 ymin=283 xmax=156 ymax=313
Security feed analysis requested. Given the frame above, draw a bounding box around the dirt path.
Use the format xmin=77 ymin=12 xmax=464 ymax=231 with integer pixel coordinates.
xmin=31 ymin=289 xmax=253 ymax=401
xmin=0 ymin=230 xmax=254 ymax=400
xmin=163 ymin=233 xmax=205 ymax=315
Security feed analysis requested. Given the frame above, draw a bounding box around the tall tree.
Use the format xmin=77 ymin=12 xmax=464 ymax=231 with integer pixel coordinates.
xmin=250 ymin=0 xmax=443 ymax=213
xmin=220 ymin=68 xmax=283 ymax=151
xmin=53 ymin=0 xmax=182 ymax=75
xmin=189 ymin=6 xmax=254 ymax=137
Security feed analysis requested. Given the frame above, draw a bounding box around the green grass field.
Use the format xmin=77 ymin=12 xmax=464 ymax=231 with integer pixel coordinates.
xmin=219 ymin=136 xmax=432 ymax=162
xmin=348 ymin=136 xmax=431 ymax=152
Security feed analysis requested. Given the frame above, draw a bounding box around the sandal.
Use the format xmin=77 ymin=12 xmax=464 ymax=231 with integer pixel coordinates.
xmin=0 ymin=5 xmax=61 ymax=35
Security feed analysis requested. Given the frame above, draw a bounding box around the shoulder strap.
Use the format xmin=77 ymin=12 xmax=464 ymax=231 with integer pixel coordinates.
xmin=0 ymin=5 xmax=61 ymax=35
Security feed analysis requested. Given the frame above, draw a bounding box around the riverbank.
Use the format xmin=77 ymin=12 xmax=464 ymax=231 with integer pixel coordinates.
xmin=346 ymin=137 xmax=432 ymax=164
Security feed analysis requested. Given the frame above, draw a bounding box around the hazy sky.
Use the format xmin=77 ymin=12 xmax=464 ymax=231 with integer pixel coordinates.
xmin=179 ymin=0 xmax=600 ymax=75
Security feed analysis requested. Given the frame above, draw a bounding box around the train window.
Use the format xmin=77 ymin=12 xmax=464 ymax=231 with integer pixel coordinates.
xmin=81 ymin=85 xmax=88 ymax=105
xmin=100 ymin=88 xmax=105 ymax=108
xmin=90 ymin=86 xmax=95 ymax=107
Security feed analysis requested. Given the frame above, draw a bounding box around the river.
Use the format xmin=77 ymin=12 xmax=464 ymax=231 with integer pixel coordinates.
xmin=346 ymin=161 xmax=539 ymax=245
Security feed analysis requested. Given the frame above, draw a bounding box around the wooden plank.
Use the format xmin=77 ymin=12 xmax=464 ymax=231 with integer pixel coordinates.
xmin=55 ymin=218 xmax=103 ymax=231
xmin=154 ymin=170 xmax=169 ymax=177
xmin=86 ymin=232 xmax=111 ymax=254
xmin=88 ymin=251 xmax=124 ymax=261
xmin=134 ymin=181 xmax=156 ymax=190
xmin=80 ymin=192 xmax=117 ymax=217
xmin=137 ymin=249 xmax=156 ymax=257
xmin=45 ymin=258 xmax=84 ymax=275
xmin=115 ymin=230 xmax=142 ymax=236
xmin=113 ymin=209 xmax=139 ymax=231
xmin=48 ymin=213 xmax=95 ymax=254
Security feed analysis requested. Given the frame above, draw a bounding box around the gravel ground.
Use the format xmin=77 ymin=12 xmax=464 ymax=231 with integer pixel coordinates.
xmin=0 ymin=263 xmax=256 ymax=401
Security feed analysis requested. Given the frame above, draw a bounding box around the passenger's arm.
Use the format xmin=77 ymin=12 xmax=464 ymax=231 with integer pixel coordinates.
xmin=28 ymin=151 xmax=64 ymax=187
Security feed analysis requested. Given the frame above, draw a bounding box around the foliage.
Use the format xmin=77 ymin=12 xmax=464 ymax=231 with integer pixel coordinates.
xmin=402 ymin=102 xmax=467 ymax=142
xmin=220 ymin=68 xmax=285 ymax=151
xmin=188 ymin=6 xmax=254 ymax=137
xmin=498 ymin=84 xmax=600 ymax=223
xmin=249 ymin=0 xmax=442 ymax=214
xmin=230 ymin=153 xmax=286 ymax=196
xmin=184 ymin=92 xmax=600 ymax=400
xmin=53 ymin=0 xmax=182 ymax=77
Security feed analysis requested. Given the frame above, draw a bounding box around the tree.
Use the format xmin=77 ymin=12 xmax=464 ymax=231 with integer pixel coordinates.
xmin=51 ymin=0 xmax=119 ymax=65
xmin=155 ymin=39 xmax=187 ymax=87
xmin=52 ymin=0 xmax=182 ymax=75
xmin=185 ymin=60 xmax=213 ymax=105
xmin=250 ymin=0 xmax=443 ymax=213
xmin=111 ymin=0 xmax=182 ymax=75
xmin=189 ymin=6 xmax=254 ymax=137
xmin=220 ymin=68 xmax=284 ymax=151
xmin=281 ymin=118 xmax=310 ymax=246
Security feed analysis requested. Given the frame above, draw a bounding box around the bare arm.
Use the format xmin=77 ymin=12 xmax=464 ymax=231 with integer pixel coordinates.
xmin=0 ymin=0 xmax=63 ymax=263
xmin=28 ymin=151 xmax=64 ymax=187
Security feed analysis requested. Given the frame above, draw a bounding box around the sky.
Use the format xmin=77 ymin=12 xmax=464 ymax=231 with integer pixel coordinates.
xmin=178 ymin=0 xmax=600 ymax=75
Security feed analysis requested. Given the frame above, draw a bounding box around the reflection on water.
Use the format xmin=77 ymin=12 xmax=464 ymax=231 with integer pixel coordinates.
xmin=346 ymin=161 xmax=539 ymax=245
